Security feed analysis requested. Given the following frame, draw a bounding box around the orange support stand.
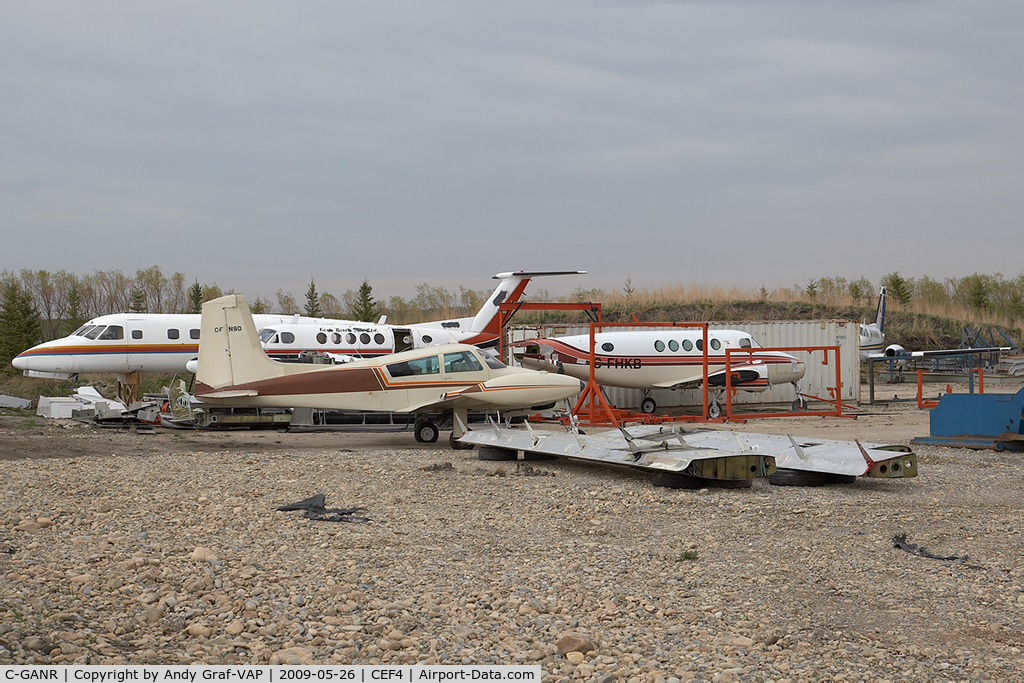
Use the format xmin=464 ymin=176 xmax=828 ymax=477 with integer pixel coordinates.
xmin=725 ymin=346 xmax=847 ymax=420
xmin=497 ymin=301 xmax=602 ymax=363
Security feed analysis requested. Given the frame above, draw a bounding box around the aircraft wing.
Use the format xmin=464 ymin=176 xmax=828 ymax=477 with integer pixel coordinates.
xmin=869 ymin=346 xmax=1010 ymax=360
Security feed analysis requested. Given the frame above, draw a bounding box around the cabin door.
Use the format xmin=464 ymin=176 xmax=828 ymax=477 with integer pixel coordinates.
xmin=125 ymin=317 xmax=144 ymax=371
xmin=393 ymin=328 xmax=414 ymax=353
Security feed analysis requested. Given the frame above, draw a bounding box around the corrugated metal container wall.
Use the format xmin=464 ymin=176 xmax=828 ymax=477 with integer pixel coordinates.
xmin=508 ymin=321 xmax=859 ymax=409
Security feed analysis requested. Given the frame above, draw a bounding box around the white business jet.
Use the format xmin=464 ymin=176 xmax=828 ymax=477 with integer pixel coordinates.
xmin=515 ymin=328 xmax=806 ymax=418
xmin=11 ymin=270 xmax=585 ymax=378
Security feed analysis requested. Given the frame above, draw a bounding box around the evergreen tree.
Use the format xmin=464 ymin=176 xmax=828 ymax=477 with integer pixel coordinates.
xmin=305 ymin=278 xmax=322 ymax=317
xmin=353 ymin=279 xmax=377 ymax=322
xmin=0 ymin=280 xmax=42 ymax=372
xmin=66 ymin=282 xmax=85 ymax=331
xmin=187 ymin=280 xmax=204 ymax=314
xmin=129 ymin=285 xmax=148 ymax=313
xmin=881 ymin=272 xmax=913 ymax=306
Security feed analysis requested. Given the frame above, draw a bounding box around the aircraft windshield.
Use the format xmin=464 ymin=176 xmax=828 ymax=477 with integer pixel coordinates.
xmin=99 ymin=326 xmax=123 ymax=340
xmin=84 ymin=326 xmax=105 ymax=340
xmin=258 ymin=329 xmax=277 ymax=343
xmin=483 ymin=355 xmax=506 ymax=370
xmin=443 ymin=351 xmax=483 ymax=373
xmin=73 ymin=325 xmax=92 ymax=336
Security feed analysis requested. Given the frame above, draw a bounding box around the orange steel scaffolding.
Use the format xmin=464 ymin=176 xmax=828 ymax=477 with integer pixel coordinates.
xmin=723 ymin=346 xmax=847 ymax=420
xmin=496 ymin=301 xmax=601 ymax=362
xmin=916 ymin=367 xmax=985 ymax=409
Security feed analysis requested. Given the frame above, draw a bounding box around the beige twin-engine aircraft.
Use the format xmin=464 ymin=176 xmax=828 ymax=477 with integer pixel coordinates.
xmin=194 ymin=295 xmax=583 ymax=448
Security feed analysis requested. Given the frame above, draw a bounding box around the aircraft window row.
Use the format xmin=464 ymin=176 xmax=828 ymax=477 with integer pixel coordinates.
xmin=444 ymin=351 xmax=483 ymax=373
xmin=82 ymin=325 xmax=125 ymax=340
xmin=652 ymin=338 xmax=723 ymax=352
xmin=387 ymin=355 xmax=440 ymax=377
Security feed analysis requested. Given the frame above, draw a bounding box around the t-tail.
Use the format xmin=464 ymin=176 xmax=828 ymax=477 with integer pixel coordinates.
xmin=467 ymin=270 xmax=587 ymax=337
xmin=197 ymin=295 xmax=284 ymax=390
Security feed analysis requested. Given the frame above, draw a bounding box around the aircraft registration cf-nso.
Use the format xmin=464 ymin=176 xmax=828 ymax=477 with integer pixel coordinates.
xmin=193 ymin=295 xmax=584 ymax=448
xmin=11 ymin=270 xmax=585 ymax=378
xmin=515 ymin=329 xmax=806 ymax=418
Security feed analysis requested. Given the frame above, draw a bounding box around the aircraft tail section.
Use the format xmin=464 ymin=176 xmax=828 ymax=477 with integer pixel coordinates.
xmin=468 ymin=270 xmax=586 ymax=336
xmin=874 ymin=287 xmax=887 ymax=334
xmin=197 ymin=295 xmax=285 ymax=389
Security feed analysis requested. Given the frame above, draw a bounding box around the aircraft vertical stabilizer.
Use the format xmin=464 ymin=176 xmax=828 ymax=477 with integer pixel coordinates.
xmin=197 ymin=295 xmax=284 ymax=389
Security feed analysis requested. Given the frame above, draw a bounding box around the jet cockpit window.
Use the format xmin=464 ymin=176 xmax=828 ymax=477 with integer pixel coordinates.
xmin=280 ymin=332 xmax=295 ymax=344
xmin=84 ymin=326 xmax=105 ymax=340
xmin=682 ymin=339 xmax=693 ymax=352
xmin=710 ymin=338 xmax=721 ymax=351
xmin=444 ymin=351 xmax=483 ymax=373
xmin=739 ymin=337 xmax=752 ymax=348
xmin=167 ymin=329 xmax=180 ymax=340
xmin=668 ymin=340 xmax=679 ymax=352
xmin=654 ymin=340 xmax=665 ymax=352
xmin=259 ymin=329 xmax=277 ymax=343
xmin=73 ymin=325 xmax=91 ymax=336
xmin=387 ymin=355 xmax=440 ymax=377
xmin=99 ymin=325 xmax=124 ymax=340
xmin=374 ymin=333 xmax=385 ymax=345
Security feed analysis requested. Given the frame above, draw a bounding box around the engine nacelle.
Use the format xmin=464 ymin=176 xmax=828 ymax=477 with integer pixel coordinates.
xmin=884 ymin=344 xmax=906 ymax=357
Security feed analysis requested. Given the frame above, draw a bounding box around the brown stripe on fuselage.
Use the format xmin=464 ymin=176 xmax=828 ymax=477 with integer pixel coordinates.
xmin=196 ymin=366 xmax=386 ymax=397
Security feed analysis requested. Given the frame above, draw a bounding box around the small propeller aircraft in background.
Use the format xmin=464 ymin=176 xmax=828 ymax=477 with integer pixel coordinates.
xmin=193 ymin=295 xmax=584 ymax=448
xmin=515 ymin=328 xmax=806 ymax=418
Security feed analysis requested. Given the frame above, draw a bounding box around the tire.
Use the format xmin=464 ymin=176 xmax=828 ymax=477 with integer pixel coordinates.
xmin=449 ymin=432 xmax=474 ymax=451
xmin=415 ymin=422 xmax=439 ymax=444
xmin=523 ymin=451 xmax=558 ymax=461
xmin=707 ymin=403 xmax=721 ymax=419
xmin=640 ymin=397 xmax=657 ymax=414
xmin=651 ymin=472 xmax=704 ymax=489
xmin=821 ymin=473 xmax=857 ymax=485
xmin=768 ymin=468 xmax=826 ymax=487
xmin=478 ymin=446 xmax=518 ymax=461
xmin=792 ymin=398 xmax=808 ymax=412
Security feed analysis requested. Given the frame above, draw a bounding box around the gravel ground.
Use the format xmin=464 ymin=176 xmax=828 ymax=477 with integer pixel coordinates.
xmin=1 ymin=382 xmax=1023 ymax=681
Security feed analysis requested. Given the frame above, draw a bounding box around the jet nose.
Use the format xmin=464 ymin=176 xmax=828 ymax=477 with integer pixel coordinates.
xmin=12 ymin=353 xmax=29 ymax=370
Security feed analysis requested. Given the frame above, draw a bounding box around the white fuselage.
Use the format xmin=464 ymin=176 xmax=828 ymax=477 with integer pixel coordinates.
xmin=518 ymin=329 xmax=805 ymax=391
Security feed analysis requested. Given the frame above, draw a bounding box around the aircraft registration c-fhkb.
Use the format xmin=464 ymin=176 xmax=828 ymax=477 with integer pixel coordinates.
xmin=515 ymin=328 xmax=806 ymax=417
xmin=194 ymin=295 xmax=584 ymax=448
xmin=11 ymin=270 xmax=585 ymax=378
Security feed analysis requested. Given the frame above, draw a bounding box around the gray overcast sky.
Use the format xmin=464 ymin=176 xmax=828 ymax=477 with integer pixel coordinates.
xmin=2 ymin=1 xmax=1022 ymax=301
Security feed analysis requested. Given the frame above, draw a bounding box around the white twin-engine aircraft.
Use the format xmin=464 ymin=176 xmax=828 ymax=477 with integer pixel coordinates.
xmin=515 ymin=328 xmax=806 ymax=417
xmin=12 ymin=270 xmax=585 ymax=378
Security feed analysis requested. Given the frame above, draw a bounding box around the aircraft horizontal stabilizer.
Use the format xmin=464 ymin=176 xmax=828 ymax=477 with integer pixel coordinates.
xmin=493 ymin=270 xmax=587 ymax=279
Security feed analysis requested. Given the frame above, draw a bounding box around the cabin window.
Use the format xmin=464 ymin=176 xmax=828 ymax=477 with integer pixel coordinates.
xmin=668 ymin=340 xmax=679 ymax=352
xmin=167 ymin=329 xmax=180 ymax=340
xmin=331 ymin=333 xmax=342 ymax=344
xmin=346 ymin=333 xmax=356 ymax=344
xmin=84 ymin=326 xmax=105 ymax=340
xmin=387 ymin=355 xmax=440 ymax=377
xmin=422 ymin=335 xmax=433 ymax=344
xmin=99 ymin=325 xmax=123 ymax=340
xmin=739 ymin=337 xmax=752 ymax=348
xmin=190 ymin=329 xmax=200 ymax=339
xmin=316 ymin=333 xmax=327 ymax=344
xmin=710 ymin=338 xmax=721 ymax=351
xmin=601 ymin=342 xmax=614 ymax=352
xmin=696 ymin=339 xmax=703 ymax=351
xmin=654 ymin=340 xmax=665 ymax=352
xmin=444 ymin=351 xmax=483 ymax=373
xmin=374 ymin=333 xmax=385 ymax=345
xmin=280 ymin=332 xmax=295 ymax=344
xmin=682 ymin=339 xmax=693 ymax=352
xmin=131 ymin=330 xmax=143 ymax=340
xmin=359 ymin=333 xmax=370 ymax=344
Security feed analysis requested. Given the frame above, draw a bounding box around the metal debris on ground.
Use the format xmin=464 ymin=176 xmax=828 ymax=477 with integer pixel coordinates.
xmin=275 ymin=494 xmax=369 ymax=523
xmin=892 ymin=533 xmax=966 ymax=561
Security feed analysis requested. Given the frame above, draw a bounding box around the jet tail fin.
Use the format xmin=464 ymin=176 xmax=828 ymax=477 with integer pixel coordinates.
xmin=874 ymin=287 xmax=887 ymax=334
xmin=197 ymin=295 xmax=285 ymax=389
xmin=468 ymin=270 xmax=586 ymax=336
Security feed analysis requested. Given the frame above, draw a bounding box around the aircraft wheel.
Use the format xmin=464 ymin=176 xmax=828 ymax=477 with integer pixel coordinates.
xmin=640 ymin=397 xmax=657 ymax=414
xmin=792 ymin=397 xmax=808 ymax=412
xmin=822 ymin=473 xmax=857 ymax=484
xmin=712 ymin=479 xmax=754 ymax=489
xmin=768 ymin=468 xmax=826 ymax=487
xmin=523 ymin=451 xmax=558 ymax=461
xmin=478 ymin=446 xmax=518 ymax=461
xmin=449 ymin=432 xmax=474 ymax=450
xmin=707 ymin=404 xmax=721 ymax=419
xmin=415 ymin=421 xmax=439 ymax=444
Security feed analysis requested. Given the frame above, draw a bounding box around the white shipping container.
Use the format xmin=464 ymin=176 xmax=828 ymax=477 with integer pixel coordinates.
xmin=508 ymin=320 xmax=859 ymax=410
